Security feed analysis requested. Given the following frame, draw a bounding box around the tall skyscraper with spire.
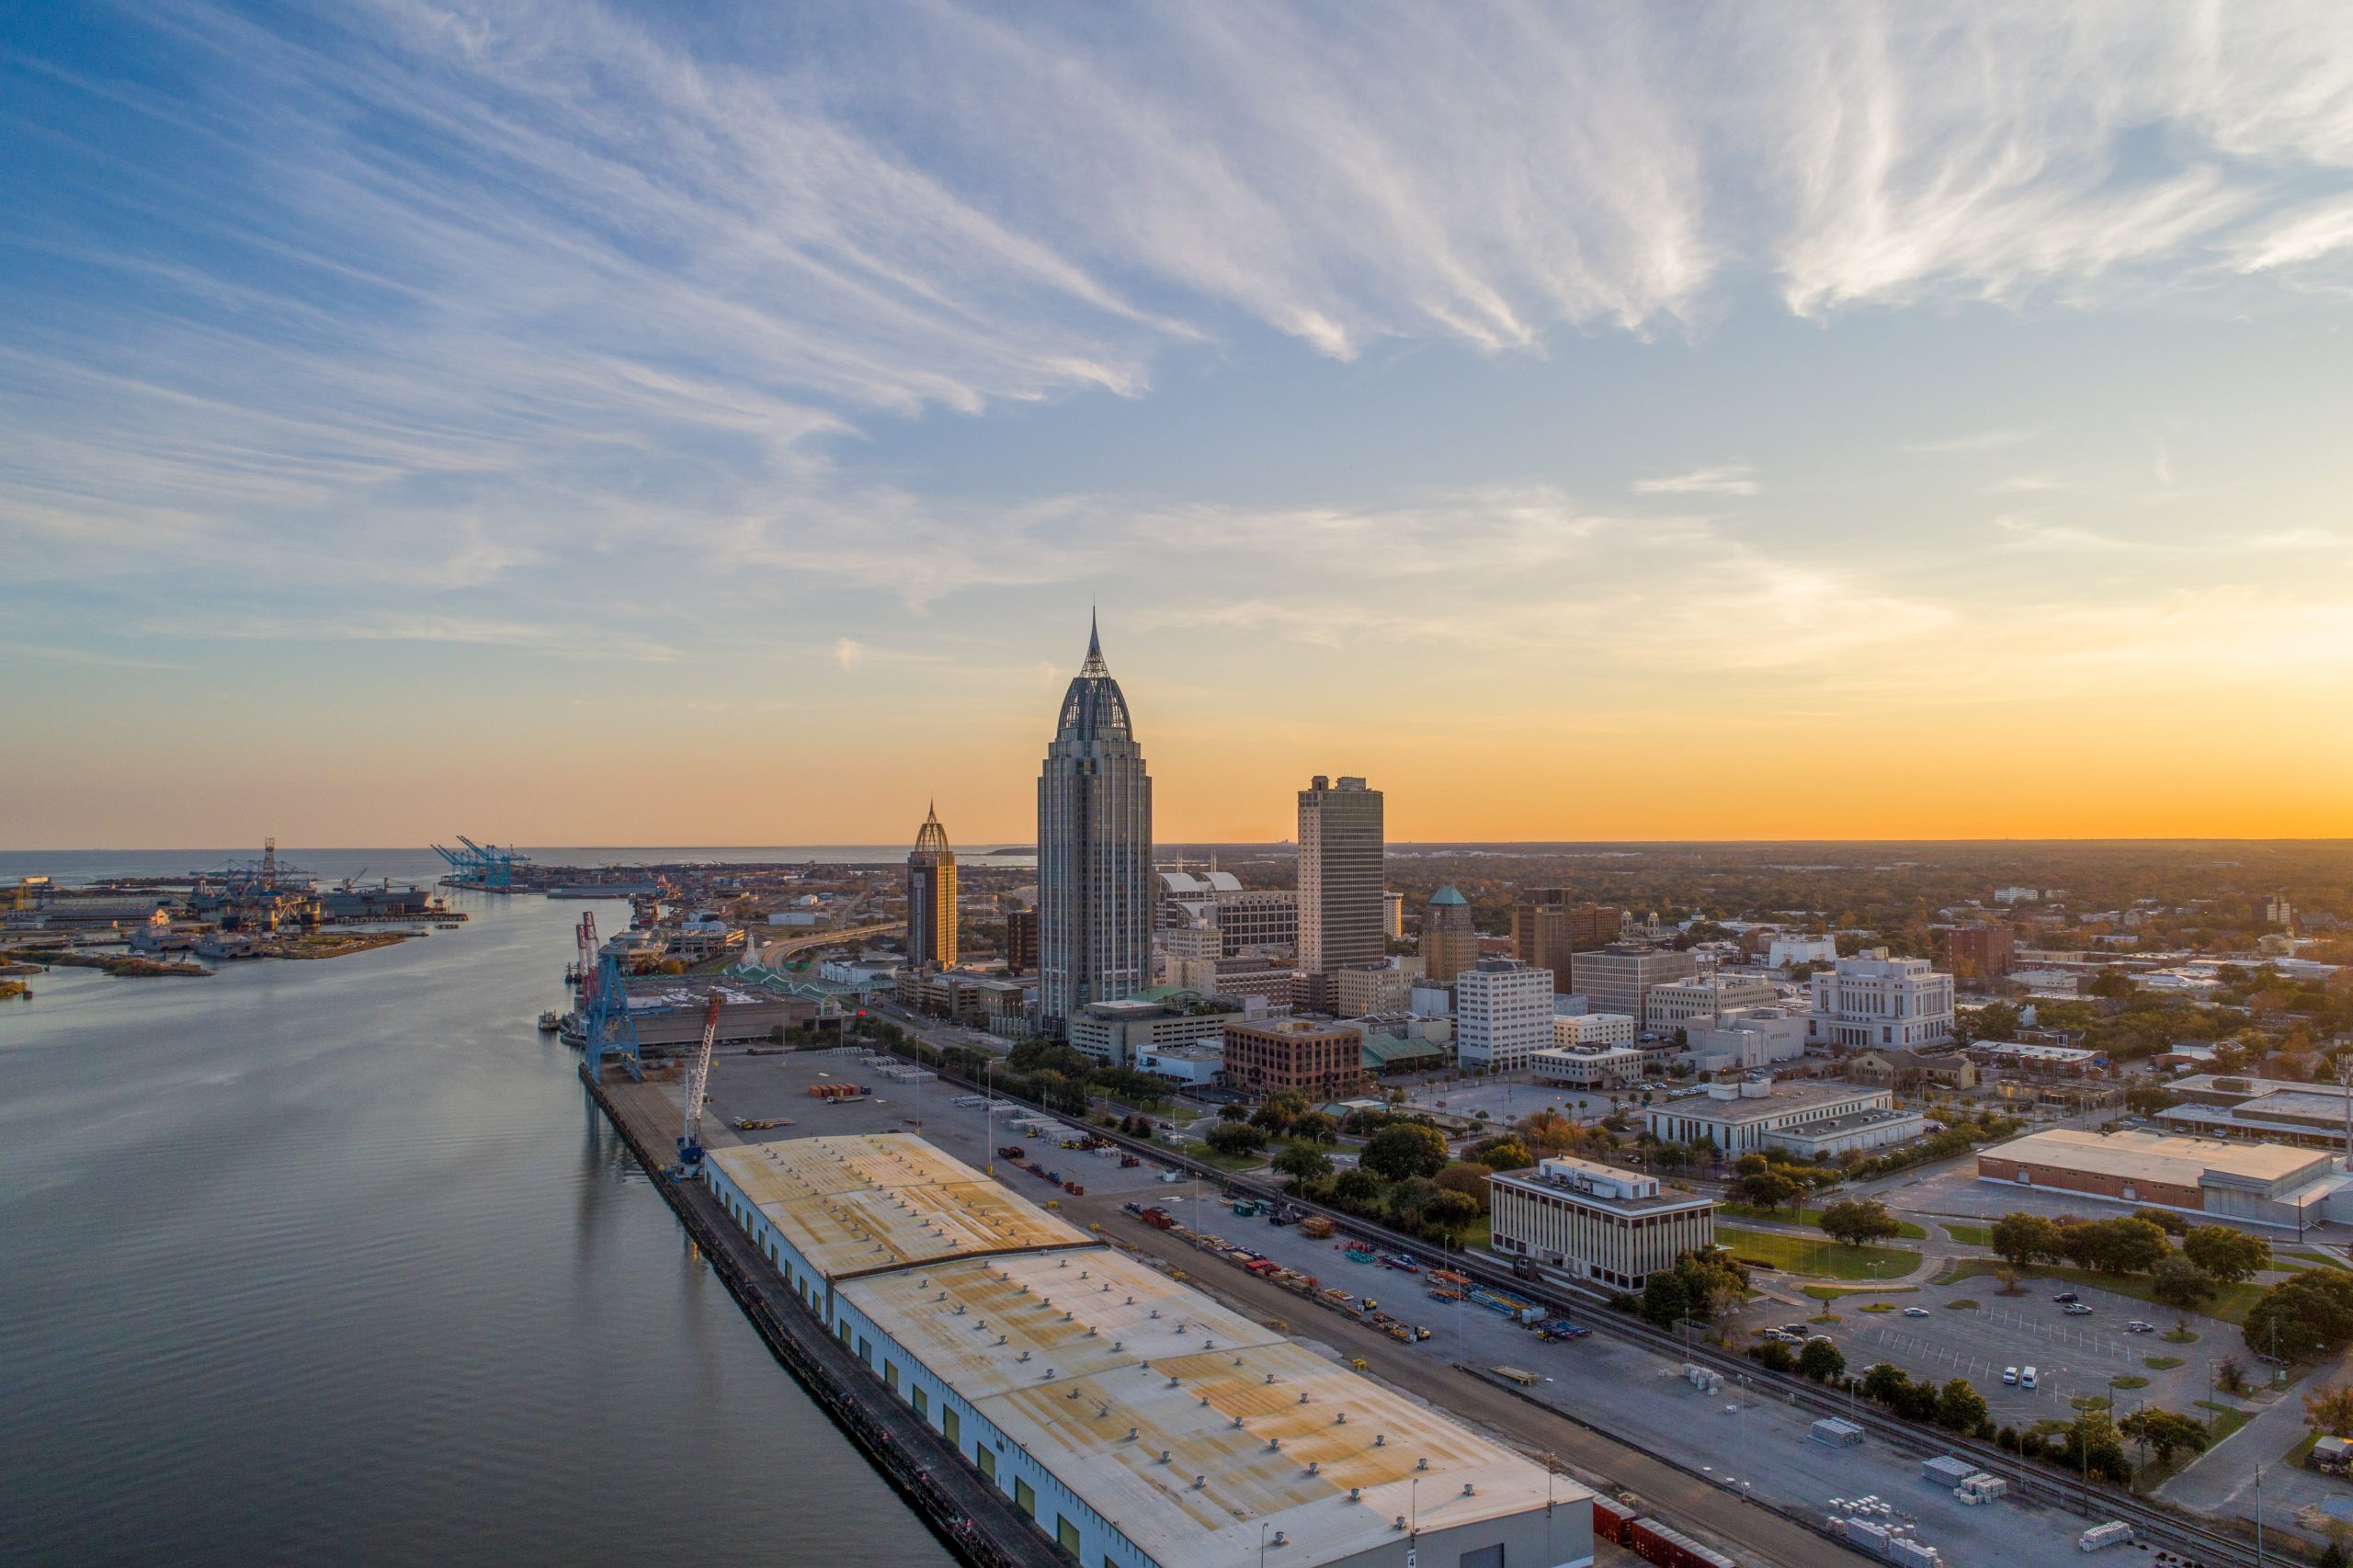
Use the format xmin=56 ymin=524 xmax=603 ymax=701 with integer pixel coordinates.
xmin=906 ymin=801 xmax=957 ymax=971
xmin=1036 ymin=615 xmax=1154 ymax=1036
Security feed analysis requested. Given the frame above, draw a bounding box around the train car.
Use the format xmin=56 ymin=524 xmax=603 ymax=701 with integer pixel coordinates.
xmin=1591 ymin=1497 xmax=1637 ymax=1548
xmin=1629 ymin=1516 xmax=1737 ymax=1568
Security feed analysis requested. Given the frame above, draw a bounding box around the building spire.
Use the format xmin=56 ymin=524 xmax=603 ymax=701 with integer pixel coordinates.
xmin=1081 ymin=607 xmax=1108 ymax=676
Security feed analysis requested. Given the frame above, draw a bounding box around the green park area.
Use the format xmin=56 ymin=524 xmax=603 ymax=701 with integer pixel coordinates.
xmin=1718 ymin=1201 xmax=1928 ymax=1239
xmin=1716 ymin=1224 xmax=1920 ymax=1281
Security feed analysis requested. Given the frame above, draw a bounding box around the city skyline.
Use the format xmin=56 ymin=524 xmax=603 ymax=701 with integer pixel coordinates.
xmin=7 ymin=5 xmax=2353 ymax=846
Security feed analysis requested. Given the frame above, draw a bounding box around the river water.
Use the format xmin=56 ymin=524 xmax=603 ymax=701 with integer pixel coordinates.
xmin=0 ymin=855 xmax=952 ymax=1567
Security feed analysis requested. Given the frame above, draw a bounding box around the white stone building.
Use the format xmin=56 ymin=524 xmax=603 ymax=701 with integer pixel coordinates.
xmin=1807 ymin=950 xmax=1955 ymax=1051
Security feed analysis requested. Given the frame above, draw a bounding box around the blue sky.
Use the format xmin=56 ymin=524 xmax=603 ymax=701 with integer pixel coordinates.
xmin=6 ymin=3 xmax=2353 ymax=846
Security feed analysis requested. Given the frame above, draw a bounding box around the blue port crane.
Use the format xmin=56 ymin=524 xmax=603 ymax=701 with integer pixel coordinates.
xmin=581 ymin=944 xmax=642 ymax=1084
xmin=430 ymin=836 xmax=531 ymax=891
xmin=676 ymin=993 xmax=723 ymax=1173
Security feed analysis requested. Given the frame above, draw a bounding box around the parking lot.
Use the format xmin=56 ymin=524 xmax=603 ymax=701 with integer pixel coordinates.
xmin=1391 ymin=1074 xmax=1620 ymax=1126
xmin=1732 ymin=1269 xmax=2236 ymax=1429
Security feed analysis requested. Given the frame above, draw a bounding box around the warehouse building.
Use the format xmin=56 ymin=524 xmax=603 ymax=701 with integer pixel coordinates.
xmin=1644 ymin=1078 xmax=1926 ymax=1159
xmin=1977 ymin=1128 xmax=2353 ymax=1230
xmin=705 ymin=1133 xmax=1594 ymax=1568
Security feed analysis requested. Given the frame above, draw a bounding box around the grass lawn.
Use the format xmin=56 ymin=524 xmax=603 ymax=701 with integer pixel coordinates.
xmin=1717 ymin=1225 xmax=1920 ymax=1280
xmin=2110 ymin=1374 xmax=2150 ymax=1390
xmin=2280 ymin=1249 xmax=2353 ymax=1272
xmin=1179 ymin=1141 xmax=1269 ymax=1173
xmin=1802 ymin=1282 xmax=1919 ymax=1301
xmin=1934 ymin=1258 xmax=2265 ymax=1326
xmin=2195 ymin=1402 xmax=2253 ymax=1444
xmin=1942 ymin=1221 xmax=1994 ymax=1247
xmin=1718 ymin=1202 xmax=1928 ymax=1240
xmin=1945 ymin=1298 xmax=1981 ymax=1310
xmin=2162 ymin=1327 xmax=2200 ymax=1344
xmin=2145 ymin=1356 xmax=2186 ymax=1370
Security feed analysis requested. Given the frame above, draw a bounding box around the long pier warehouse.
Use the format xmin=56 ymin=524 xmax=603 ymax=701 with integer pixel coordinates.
xmin=703 ymin=1132 xmax=1596 ymax=1568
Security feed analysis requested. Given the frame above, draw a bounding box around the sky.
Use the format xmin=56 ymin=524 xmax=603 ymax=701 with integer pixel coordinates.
xmin=5 ymin=2 xmax=2353 ymax=849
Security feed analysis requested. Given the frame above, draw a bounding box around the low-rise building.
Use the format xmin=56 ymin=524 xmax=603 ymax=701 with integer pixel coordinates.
xmin=1978 ymin=1128 xmax=2353 ymax=1229
xmin=1332 ymin=962 xmax=1413 ymax=1018
xmin=1552 ymin=1011 xmax=1636 ymax=1049
xmin=1643 ymin=974 xmax=1779 ymax=1040
xmin=1066 ymin=997 xmax=1239 ymax=1068
xmin=1685 ymin=1006 xmax=1810 ymax=1073
xmin=1132 ymin=1042 xmax=1224 ymax=1086
xmin=1529 ymin=1045 xmax=1646 ymax=1089
xmin=1646 ymin=1079 xmax=1926 ymax=1158
xmin=1222 ymin=1017 xmax=1367 ymax=1100
xmin=1967 ymin=1040 xmax=2107 ymax=1077
xmin=1488 ymin=1155 xmax=1715 ymax=1291
xmin=1845 ymin=1048 xmax=1979 ymax=1090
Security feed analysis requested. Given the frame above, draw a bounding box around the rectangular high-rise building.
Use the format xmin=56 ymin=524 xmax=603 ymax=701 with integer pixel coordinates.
xmin=904 ymin=803 xmax=958 ymax=971
xmin=1510 ymin=890 xmax=1620 ymax=992
xmin=1296 ymin=775 xmax=1383 ymax=976
xmin=1455 ymin=957 xmax=1556 ymax=1073
xmin=1568 ymin=945 xmax=1698 ymax=1026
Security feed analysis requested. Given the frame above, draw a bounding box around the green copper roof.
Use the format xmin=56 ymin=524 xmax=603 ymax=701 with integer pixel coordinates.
xmin=1429 ymin=885 xmax=1468 ymax=905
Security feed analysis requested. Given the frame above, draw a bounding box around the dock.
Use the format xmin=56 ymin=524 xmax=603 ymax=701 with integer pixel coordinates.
xmin=578 ymin=1064 xmax=1051 ymax=1568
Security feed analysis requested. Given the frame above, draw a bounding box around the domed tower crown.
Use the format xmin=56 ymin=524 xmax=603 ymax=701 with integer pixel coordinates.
xmin=1057 ymin=612 xmax=1133 ymax=740
xmin=912 ymin=800 xmax=951 ymax=858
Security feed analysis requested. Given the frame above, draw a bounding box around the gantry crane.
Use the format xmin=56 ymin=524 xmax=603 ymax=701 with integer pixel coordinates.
xmin=676 ymin=992 xmax=723 ymax=1174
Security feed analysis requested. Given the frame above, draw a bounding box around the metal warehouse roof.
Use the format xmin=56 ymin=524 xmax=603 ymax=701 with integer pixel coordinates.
xmin=708 ymin=1134 xmax=1089 ymax=1280
xmin=842 ymin=1245 xmax=1581 ymax=1567
xmin=1987 ymin=1128 xmax=2332 ymax=1188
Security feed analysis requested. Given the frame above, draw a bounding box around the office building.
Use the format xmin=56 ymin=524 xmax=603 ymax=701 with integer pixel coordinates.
xmin=1529 ymin=1046 xmax=1646 ymax=1089
xmin=1646 ymin=1079 xmax=1925 ymax=1159
xmin=1568 ymin=946 xmax=1697 ymax=1025
xmin=1806 ymin=950 xmax=1956 ymax=1051
xmin=1157 ymin=871 xmax=1300 ymax=957
xmin=1222 ymin=1018 xmax=1368 ymax=1100
xmin=1420 ymin=885 xmax=1480 ymax=984
xmin=1296 ymin=776 xmax=1384 ymax=976
xmin=1940 ymin=923 xmax=2015 ymax=980
xmin=1454 ymin=957 xmax=1555 ymax=1073
xmin=905 ymin=802 xmax=958 ymax=971
xmin=1332 ymin=963 xmax=1412 ymax=1018
xmin=1686 ymin=1007 xmax=1809 ymax=1072
xmin=1511 ymin=891 xmax=1620 ymax=991
xmin=1037 ymin=618 xmax=1154 ymax=1035
xmin=1489 ymin=1156 xmax=1716 ymax=1291
xmin=1765 ymin=935 xmax=1837 ymax=969
xmin=1382 ymin=890 xmax=1405 ymax=941
xmin=1552 ymin=1011 xmax=1636 ymax=1049
xmin=1643 ymin=974 xmax=1778 ymax=1040
xmin=1004 ymin=905 xmax=1038 ymax=973
xmin=1066 ymin=997 xmax=1237 ymax=1069
xmin=703 ymin=1134 xmax=1591 ymax=1568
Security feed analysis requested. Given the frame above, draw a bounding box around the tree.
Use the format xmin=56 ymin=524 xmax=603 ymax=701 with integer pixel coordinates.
xmin=1290 ymin=1110 xmax=1337 ymax=1145
xmin=1435 ymin=1162 xmax=1495 ymax=1212
xmin=2119 ymin=1408 xmax=2209 ymax=1467
xmin=2132 ymin=1206 xmax=2189 ymax=1237
xmin=2150 ymin=1256 xmax=2217 ymax=1312
xmin=2089 ymin=970 xmax=2138 ymax=1001
xmin=2245 ymin=1268 xmax=2353 ymax=1361
xmin=2216 ymin=1356 xmax=2247 ymax=1395
xmin=1936 ymin=1378 xmax=1989 ymax=1434
xmin=1990 ymin=1212 xmax=2061 ymax=1268
xmin=1733 ymin=1169 xmax=1802 ymax=1212
xmin=1819 ymin=1199 xmax=1902 ymax=1248
xmin=1797 ymin=1338 xmax=1847 ymax=1382
xmin=1271 ymin=1143 xmax=1333 ymax=1185
xmin=1425 ymin=1189 xmax=1483 ymax=1241
xmin=1641 ymin=1270 xmax=1690 ymax=1328
xmin=1205 ymin=1121 xmax=1266 ymax=1157
xmin=1861 ymin=1362 xmax=1909 ymax=1404
xmin=2182 ymin=1225 xmax=2271 ymax=1285
xmin=1384 ymin=1176 xmax=1444 ymax=1230
xmin=1748 ymin=1340 xmax=1797 ymax=1374
xmin=1472 ymin=1135 xmax=1534 ymax=1172
xmin=1517 ymin=1108 xmax=1575 ymax=1154
xmin=1332 ymin=1168 xmax=1382 ymax=1208
xmin=1217 ymin=1103 xmax=1249 ymax=1123
xmin=2057 ymin=1217 xmax=2170 ymax=1277
xmin=1361 ymin=1121 xmax=1451 ymax=1182
xmin=2307 ymin=1383 xmax=2353 ymax=1438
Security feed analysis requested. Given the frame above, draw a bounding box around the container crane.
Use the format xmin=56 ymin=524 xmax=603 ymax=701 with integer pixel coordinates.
xmin=676 ymin=993 xmax=723 ymax=1174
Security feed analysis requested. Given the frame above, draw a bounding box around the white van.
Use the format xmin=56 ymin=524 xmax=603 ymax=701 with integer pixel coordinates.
xmin=2002 ymin=1366 xmax=2018 ymax=1385
xmin=2021 ymin=1366 xmax=2039 ymax=1390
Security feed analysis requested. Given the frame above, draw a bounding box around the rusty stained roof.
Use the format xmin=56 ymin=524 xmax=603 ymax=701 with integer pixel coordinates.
xmin=708 ymin=1133 xmax=1088 ymax=1280
xmin=843 ymin=1246 xmax=1579 ymax=1566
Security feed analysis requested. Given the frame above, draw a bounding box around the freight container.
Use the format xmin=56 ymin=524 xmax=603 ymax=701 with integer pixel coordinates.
xmin=1591 ymin=1497 xmax=1637 ymax=1548
xmin=2078 ymin=1520 xmax=2133 ymax=1551
xmin=1628 ymin=1516 xmax=1737 ymax=1568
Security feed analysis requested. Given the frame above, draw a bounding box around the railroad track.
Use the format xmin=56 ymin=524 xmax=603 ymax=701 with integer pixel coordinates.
xmin=894 ymin=1048 xmax=2273 ymax=1568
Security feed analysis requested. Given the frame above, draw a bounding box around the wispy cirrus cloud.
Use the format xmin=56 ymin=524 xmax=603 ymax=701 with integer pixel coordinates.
xmin=1633 ymin=464 xmax=1758 ymax=496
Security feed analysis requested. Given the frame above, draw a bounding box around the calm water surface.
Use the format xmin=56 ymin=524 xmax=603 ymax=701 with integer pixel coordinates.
xmin=0 ymin=876 xmax=952 ymax=1566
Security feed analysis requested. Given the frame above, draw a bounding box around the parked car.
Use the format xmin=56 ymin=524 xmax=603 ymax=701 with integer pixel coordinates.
xmin=2126 ymin=1320 xmax=2156 ymax=1334
xmin=1904 ymin=1307 xmax=1930 ymax=1318
xmin=2052 ymin=1291 xmax=2081 ymax=1304
xmin=2002 ymin=1366 xmax=2019 ymax=1385
xmin=2021 ymin=1367 xmax=2039 ymax=1389
xmin=2063 ymin=1302 xmax=2093 ymax=1316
